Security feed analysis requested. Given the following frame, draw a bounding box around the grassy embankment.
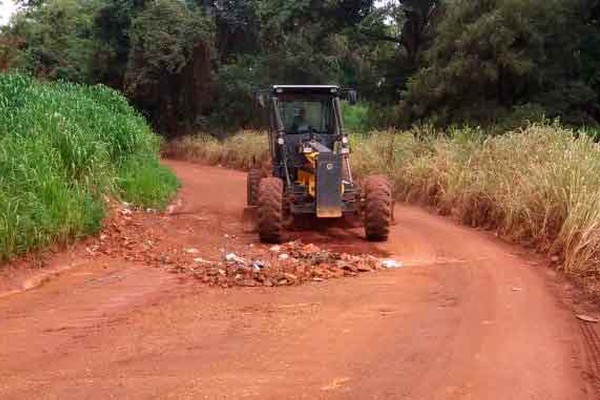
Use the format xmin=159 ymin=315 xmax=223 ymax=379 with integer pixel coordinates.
xmin=167 ymin=124 xmax=600 ymax=286
xmin=0 ymin=74 xmax=178 ymax=261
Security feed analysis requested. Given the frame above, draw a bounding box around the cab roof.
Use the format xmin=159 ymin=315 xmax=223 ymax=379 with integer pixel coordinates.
xmin=271 ymin=85 xmax=340 ymax=96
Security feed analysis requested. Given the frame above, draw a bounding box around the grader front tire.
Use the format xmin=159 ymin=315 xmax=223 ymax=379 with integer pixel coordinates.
xmin=257 ymin=177 xmax=284 ymax=243
xmin=364 ymin=176 xmax=392 ymax=242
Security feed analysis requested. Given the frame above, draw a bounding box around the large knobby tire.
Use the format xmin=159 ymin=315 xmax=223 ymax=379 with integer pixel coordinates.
xmin=364 ymin=175 xmax=392 ymax=242
xmin=247 ymin=169 xmax=262 ymax=206
xmin=257 ymin=177 xmax=284 ymax=243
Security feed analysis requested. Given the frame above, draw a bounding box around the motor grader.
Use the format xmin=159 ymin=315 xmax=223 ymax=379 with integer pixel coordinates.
xmin=248 ymin=85 xmax=392 ymax=243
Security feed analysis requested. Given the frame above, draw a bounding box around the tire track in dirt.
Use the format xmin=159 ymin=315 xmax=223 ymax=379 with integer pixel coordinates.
xmin=579 ymin=322 xmax=600 ymax=396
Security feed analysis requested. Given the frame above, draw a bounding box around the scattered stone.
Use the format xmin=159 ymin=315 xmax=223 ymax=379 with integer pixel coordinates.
xmin=269 ymin=245 xmax=282 ymax=253
xmin=241 ymin=279 xmax=257 ymax=287
xmin=357 ymin=263 xmax=372 ymax=272
xmin=185 ymin=248 xmax=200 ymax=254
xmin=252 ymin=261 xmax=266 ymax=270
xmin=302 ymin=243 xmax=320 ymax=254
xmin=263 ymin=279 xmax=274 ymax=287
xmin=279 ymin=254 xmax=290 ymax=261
xmin=225 ymin=252 xmax=246 ymax=264
xmin=338 ymin=261 xmax=357 ymax=272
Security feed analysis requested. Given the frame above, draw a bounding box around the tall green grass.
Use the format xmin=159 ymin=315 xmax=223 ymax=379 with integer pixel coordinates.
xmin=0 ymin=74 xmax=178 ymax=261
xmin=166 ymin=124 xmax=600 ymax=285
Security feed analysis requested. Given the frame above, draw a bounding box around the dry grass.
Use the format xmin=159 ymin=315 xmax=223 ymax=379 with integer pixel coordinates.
xmin=166 ymin=124 xmax=600 ymax=286
xmin=164 ymin=131 xmax=270 ymax=170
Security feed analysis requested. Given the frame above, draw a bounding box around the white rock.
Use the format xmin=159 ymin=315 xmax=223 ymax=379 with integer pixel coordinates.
xmin=381 ymin=259 xmax=403 ymax=269
xmin=225 ymin=252 xmax=246 ymax=264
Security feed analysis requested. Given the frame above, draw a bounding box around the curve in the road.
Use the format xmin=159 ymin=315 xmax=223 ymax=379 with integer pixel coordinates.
xmin=0 ymin=160 xmax=596 ymax=399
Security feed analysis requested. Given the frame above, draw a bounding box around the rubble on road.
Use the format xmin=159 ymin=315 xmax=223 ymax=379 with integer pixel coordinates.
xmin=84 ymin=201 xmax=399 ymax=289
xmin=170 ymin=240 xmax=386 ymax=288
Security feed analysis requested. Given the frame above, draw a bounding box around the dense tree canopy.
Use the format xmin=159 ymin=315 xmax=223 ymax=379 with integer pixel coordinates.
xmin=401 ymin=0 xmax=600 ymax=127
xmin=1 ymin=0 xmax=599 ymax=134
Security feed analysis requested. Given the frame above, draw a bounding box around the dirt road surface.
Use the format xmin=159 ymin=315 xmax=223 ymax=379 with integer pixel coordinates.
xmin=0 ymin=160 xmax=598 ymax=399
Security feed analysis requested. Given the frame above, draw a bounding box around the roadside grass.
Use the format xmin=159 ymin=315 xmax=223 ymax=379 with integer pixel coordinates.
xmin=353 ymin=124 xmax=600 ymax=281
xmin=0 ymin=74 xmax=179 ymax=261
xmin=164 ymin=130 xmax=270 ymax=170
xmin=165 ymin=124 xmax=600 ymax=286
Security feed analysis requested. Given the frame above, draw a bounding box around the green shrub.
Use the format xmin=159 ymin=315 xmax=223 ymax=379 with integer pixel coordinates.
xmin=342 ymin=102 xmax=372 ymax=133
xmin=0 ymin=73 xmax=178 ymax=261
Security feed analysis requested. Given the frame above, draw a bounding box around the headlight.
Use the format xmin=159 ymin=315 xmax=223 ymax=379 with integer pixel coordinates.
xmin=341 ymin=136 xmax=349 ymax=144
xmin=277 ymin=137 xmax=285 ymax=145
xmin=302 ymin=146 xmax=313 ymax=154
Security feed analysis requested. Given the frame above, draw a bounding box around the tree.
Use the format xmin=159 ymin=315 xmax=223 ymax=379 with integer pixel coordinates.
xmin=209 ymin=0 xmax=381 ymax=129
xmin=401 ymin=0 xmax=600 ymax=127
xmin=91 ymin=0 xmax=136 ymax=89
xmin=5 ymin=0 xmax=598 ymax=133
xmin=124 ymin=0 xmax=215 ymax=134
xmin=6 ymin=0 xmax=101 ymax=82
xmin=212 ymin=0 xmax=261 ymax=63
xmin=359 ymin=0 xmax=438 ymax=64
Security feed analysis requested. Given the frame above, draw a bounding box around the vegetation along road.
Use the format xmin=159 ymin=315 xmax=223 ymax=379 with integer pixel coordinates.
xmin=0 ymin=161 xmax=598 ymax=399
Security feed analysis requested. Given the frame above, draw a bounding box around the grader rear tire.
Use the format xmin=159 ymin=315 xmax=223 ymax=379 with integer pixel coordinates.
xmin=364 ymin=175 xmax=392 ymax=241
xmin=257 ymin=177 xmax=283 ymax=243
xmin=247 ymin=169 xmax=262 ymax=206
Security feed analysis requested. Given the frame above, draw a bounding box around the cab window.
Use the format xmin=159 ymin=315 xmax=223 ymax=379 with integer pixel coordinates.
xmin=279 ymin=100 xmax=334 ymax=134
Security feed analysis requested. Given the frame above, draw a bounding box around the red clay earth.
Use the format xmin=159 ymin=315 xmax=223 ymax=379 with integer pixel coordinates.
xmin=0 ymin=159 xmax=599 ymax=399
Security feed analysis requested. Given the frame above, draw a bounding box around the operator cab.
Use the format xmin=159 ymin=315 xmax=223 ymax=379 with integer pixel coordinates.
xmin=261 ymin=85 xmax=354 ymax=169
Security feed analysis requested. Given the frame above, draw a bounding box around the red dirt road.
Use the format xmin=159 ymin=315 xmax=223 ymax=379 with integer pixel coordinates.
xmin=0 ymin=160 xmax=598 ymax=399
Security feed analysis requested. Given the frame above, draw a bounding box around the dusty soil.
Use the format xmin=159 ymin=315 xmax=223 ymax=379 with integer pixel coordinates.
xmin=0 ymin=160 xmax=599 ymax=399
